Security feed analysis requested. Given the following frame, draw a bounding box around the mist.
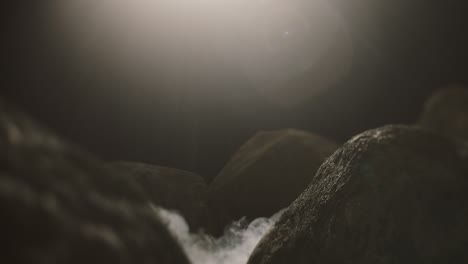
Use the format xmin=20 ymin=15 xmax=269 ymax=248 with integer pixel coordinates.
xmin=44 ymin=0 xmax=352 ymax=107
xmin=154 ymin=206 xmax=285 ymax=264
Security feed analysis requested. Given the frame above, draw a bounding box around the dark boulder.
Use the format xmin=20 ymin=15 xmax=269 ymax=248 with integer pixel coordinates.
xmin=110 ymin=161 xmax=209 ymax=230
xmin=419 ymin=85 xmax=468 ymax=141
xmin=248 ymin=125 xmax=468 ymax=264
xmin=0 ymin=99 xmax=189 ymax=264
xmin=209 ymin=129 xmax=338 ymax=233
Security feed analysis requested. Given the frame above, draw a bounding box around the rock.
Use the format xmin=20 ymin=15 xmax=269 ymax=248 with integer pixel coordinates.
xmin=209 ymin=129 xmax=338 ymax=233
xmin=419 ymin=85 xmax=468 ymax=141
xmin=0 ymin=99 xmax=189 ymax=264
xmin=248 ymin=125 xmax=468 ymax=264
xmin=110 ymin=161 xmax=209 ymax=230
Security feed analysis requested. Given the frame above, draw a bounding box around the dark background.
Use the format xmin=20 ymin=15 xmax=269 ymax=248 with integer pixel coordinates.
xmin=2 ymin=1 xmax=468 ymax=181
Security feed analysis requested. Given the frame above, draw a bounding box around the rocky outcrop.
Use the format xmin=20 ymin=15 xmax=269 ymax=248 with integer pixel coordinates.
xmin=248 ymin=125 xmax=468 ymax=264
xmin=110 ymin=161 xmax=209 ymax=230
xmin=209 ymin=129 xmax=338 ymax=233
xmin=419 ymin=85 xmax=468 ymax=141
xmin=0 ymin=99 xmax=189 ymax=264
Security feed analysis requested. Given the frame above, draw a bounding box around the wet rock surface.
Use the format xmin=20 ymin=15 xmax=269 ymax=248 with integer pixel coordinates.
xmin=248 ymin=125 xmax=468 ymax=264
xmin=209 ymin=129 xmax=338 ymax=233
xmin=0 ymin=99 xmax=189 ymax=264
xmin=110 ymin=161 xmax=209 ymax=230
xmin=419 ymin=85 xmax=468 ymax=141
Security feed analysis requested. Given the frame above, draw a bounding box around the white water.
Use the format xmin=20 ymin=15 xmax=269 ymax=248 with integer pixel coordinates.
xmin=155 ymin=207 xmax=285 ymax=264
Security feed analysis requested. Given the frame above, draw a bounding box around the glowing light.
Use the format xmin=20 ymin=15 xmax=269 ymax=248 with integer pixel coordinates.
xmin=49 ymin=0 xmax=353 ymax=106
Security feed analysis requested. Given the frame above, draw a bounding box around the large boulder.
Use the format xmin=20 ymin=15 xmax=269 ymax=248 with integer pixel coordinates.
xmin=248 ymin=125 xmax=468 ymax=264
xmin=419 ymin=85 xmax=468 ymax=141
xmin=0 ymin=99 xmax=189 ymax=264
xmin=209 ymin=129 xmax=338 ymax=233
xmin=110 ymin=161 xmax=209 ymax=230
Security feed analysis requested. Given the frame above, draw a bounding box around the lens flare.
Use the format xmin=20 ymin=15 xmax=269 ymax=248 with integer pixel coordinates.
xmin=48 ymin=0 xmax=353 ymax=106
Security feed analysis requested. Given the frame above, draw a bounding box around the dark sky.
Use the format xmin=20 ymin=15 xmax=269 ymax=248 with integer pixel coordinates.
xmin=3 ymin=0 xmax=468 ymax=181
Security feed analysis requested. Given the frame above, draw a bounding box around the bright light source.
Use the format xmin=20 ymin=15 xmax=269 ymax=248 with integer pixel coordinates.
xmin=49 ymin=0 xmax=353 ymax=106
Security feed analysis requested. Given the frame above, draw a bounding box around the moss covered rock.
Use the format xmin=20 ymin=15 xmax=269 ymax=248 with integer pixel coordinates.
xmin=249 ymin=125 xmax=468 ymax=264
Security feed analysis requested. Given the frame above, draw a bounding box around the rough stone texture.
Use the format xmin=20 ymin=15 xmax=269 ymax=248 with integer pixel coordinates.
xmin=0 ymin=99 xmax=189 ymax=264
xmin=110 ymin=161 xmax=209 ymax=230
xmin=248 ymin=125 xmax=468 ymax=264
xmin=419 ymin=85 xmax=468 ymax=141
xmin=209 ymin=129 xmax=338 ymax=233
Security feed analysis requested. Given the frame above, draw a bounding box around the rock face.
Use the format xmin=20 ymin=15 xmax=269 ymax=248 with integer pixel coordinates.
xmin=209 ymin=129 xmax=338 ymax=233
xmin=110 ymin=161 xmax=209 ymax=230
xmin=248 ymin=125 xmax=468 ymax=264
xmin=419 ymin=85 xmax=468 ymax=141
xmin=0 ymin=99 xmax=189 ymax=264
